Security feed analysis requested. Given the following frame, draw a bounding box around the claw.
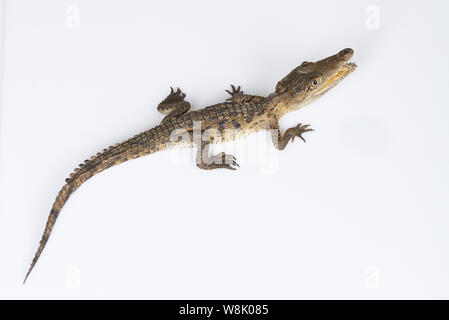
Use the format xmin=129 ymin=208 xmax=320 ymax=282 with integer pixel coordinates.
xmin=226 ymin=84 xmax=243 ymax=98
xmin=292 ymin=136 xmax=304 ymax=143
xmin=213 ymin=152 xmax=239 ymax=169
xmin=290 ymin=123 xmax=313 ymax=143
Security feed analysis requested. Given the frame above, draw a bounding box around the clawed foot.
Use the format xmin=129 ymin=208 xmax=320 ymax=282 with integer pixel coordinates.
xmin=158 ymin=87 xmax=190 ymax=118
xmin=212 ymin=152 xmax=239 ymax=170
xmin=164 ymin=87 xmax=186 ymax=103
xmin=198 ymin=152 xmax=239 ymax=170
xmin=225 ymin=84 xmax=243 ymax=101
xmin=286 ymin=123 xmax=314 ymax=143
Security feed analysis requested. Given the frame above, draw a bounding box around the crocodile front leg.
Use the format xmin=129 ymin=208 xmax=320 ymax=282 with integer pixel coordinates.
xmin=196 ymin=141 xmax=239 ymax=170
xmin=157 ymin=87 xmax=191 ymax=124
xmin=225 ymin=84 xmax=265 ymax=104
xmin=270 ymin=122 xmax=314 ymax=150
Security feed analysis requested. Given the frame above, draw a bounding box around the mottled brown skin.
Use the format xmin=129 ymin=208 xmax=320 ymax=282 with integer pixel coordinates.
xmin=24 ymin=48 xmax=357 ymax=283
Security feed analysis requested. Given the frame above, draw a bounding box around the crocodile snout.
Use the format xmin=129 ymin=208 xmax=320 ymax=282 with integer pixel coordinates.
xmin=339 ymin=48 xmax=354 ymax=61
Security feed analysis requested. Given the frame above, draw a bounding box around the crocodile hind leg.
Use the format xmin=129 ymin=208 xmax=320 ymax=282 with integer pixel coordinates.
xmin=196 ymin=141 xmax=239 ymax=170
xmin=158 ymin=87 xmax=191 ymax=123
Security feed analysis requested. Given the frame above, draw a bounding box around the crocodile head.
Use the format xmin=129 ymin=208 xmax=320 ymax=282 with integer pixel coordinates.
xmin=272 ymin=48 xmax=357 ymax=115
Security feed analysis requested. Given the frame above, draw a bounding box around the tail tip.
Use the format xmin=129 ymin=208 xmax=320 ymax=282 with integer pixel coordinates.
xmin=23 ymin=268 xmax=32 ymax=285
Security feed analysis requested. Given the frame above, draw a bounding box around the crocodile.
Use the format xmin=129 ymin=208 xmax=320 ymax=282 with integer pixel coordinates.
xmin=24 ymin=48 xmax=357 ymax=283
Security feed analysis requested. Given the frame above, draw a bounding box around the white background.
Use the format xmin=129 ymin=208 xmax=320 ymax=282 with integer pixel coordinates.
xmin=0 ymin=0 xmax=448 ymax=299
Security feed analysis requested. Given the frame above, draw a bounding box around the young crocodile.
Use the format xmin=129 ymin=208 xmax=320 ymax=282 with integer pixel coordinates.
xmin=24 ymin=48 xmax=356 ymax=283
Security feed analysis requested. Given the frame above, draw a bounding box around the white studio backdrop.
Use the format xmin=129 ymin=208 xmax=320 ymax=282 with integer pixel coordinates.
xmin=0 ymin=0 xmax=448 ymax=299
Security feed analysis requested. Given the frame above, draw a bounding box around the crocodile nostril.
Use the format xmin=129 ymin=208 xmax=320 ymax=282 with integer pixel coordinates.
xmin=340 ymin=48 xmax=354 ymax=60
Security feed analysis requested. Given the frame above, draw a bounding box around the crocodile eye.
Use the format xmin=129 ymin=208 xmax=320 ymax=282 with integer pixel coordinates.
xmin=310 ymin=78 xmax=321 ymax=89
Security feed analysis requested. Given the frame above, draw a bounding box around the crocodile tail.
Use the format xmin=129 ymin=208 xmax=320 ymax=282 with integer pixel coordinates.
xmin=24 ymin=149 xmax=112 ymax=284
xmin=23 ymin=183 xmax=74 ymax=284
xmin=23 ymin=150 xmax=113 ymax=284
xmin=23 ymin=147 xmax=126 ymax=283
xmin=23 ymin=131 xmax=163 ymax=283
